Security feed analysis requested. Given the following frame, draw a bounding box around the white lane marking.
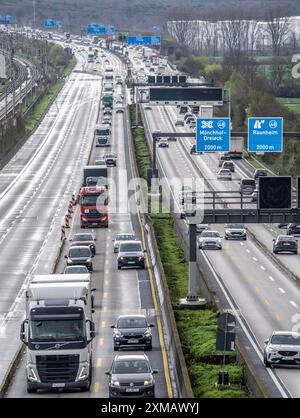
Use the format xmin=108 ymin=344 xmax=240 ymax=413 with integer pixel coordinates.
xmin=253 ymin=257 xmax=258 ymax=262
xmin=260 ymin=266 xmax=266 ymax=271
xmin=290 ymin=301 xmax=298 ymax=308
xmin=240 ymin=242 xmax=244 ymax=246
xmin=278 ymin=288 xmax=286 ymax=294
xmin=246 ymin=249 xmax=250 ymax=253
xmin=269 ymin=276 xmax=275 ymax=282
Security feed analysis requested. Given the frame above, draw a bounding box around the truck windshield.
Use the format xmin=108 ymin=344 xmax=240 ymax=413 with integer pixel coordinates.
xmin=29 ymin=319 xmax=85 ymax=342
xmin=81 ymin=194 xmax=106 ymax=206
xmin=96 ymin=129 xmax=109 ymax=136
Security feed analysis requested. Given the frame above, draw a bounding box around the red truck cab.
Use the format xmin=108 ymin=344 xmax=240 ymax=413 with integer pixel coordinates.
xmin=79 ymin=186 xmax=109 ymax=228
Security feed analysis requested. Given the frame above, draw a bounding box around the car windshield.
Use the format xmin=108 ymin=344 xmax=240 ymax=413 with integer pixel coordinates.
xmin=116 ymin=234 xmax=135 ymax=241
xmin=227 ymin=224 xmax=244 ymax=229
xmin=119 ymin=242 xmax=142 ymax=252
xmin=64 ymin=266 xmax=89 ymax=274
xmin=242 ymin=180 xmax=255 ymax=186
xmin=113 ymin=360 xmax=150 ymax=374
xmin=117 ymin=317 xmax=148 ymax=329
xmin=201 ymin=232 xmax=220 ymax=238
xmin=68 ymin=248 xmax=90 ymax=258
xmin=73 ymin=234 xmax=93 ymax=242
xmin=278 ymin=236 xmax=294 ymax=241
xmin=271 ymin=334 xmax=300 ymax=345
xmin=29 ymin=319 xmax=85 ymax=342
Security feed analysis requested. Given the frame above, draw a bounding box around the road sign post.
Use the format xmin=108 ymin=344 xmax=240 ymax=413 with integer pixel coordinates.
xmin=196 ymin=118 xmax=230 ymax=153
xmin=248 ymin=117 xmax=283 ymax=153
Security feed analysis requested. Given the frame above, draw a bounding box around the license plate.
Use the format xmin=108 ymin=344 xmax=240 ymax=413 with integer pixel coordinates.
xmin=92 ymin=223 xmax=98 ymax=226
xmin=283 ymin=243 xmax=290 ymax=246
xmin=126 ymin=388 xmax=139 ymax=393
xmin=52 ymin=383 xmax=65 ymax=388
xmin=282 ymin=356 xmax=293 ymax=360
xmin=128 ymin=339 xmax=139 ymax=343
xmin=128 ymin=261 xmax=135 ymax=264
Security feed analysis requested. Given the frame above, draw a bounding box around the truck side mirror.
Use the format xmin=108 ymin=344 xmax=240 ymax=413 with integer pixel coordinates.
xmin=20 ymin=319 xmax=28 ymax=345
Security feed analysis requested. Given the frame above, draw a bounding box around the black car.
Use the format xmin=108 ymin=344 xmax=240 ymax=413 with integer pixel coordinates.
xmin=111 ymin=315 xmax=154 ymax=350
xmin=218 ymin=155 xmax=231 ymax=167
xmin=190 ymin=144 xmax=203 ymax=155
xmin=273 ymin=235 xmax=298 ymax=254
xmin=65 ymin=246 xmax=94 ymax=271
xmin=254 ymin=168 xmax=268 ymax=180
xmin=287 ymin=223 xmax=300 ymax=236
xmin=106 ymin=354 xmax=157 ymax=398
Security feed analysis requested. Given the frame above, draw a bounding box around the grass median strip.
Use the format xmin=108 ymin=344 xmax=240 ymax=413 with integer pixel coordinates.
xmin=130 ymin=104 xmax=249 ymax=398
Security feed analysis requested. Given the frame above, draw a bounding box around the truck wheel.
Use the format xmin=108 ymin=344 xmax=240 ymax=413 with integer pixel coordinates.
xmin=27 ymin=384 xmax=36 ymax=394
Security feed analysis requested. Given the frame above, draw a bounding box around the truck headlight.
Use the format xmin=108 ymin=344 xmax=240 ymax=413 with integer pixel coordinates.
xmin=27 ymin=366 xmax=38 ymax=382
xmin=78 ymin=362 xmax=89 ymax=380
xmin=84 ymin=209 xmax=90 ymax=214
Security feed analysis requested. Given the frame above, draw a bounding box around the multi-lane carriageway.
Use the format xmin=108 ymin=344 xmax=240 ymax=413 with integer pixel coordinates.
xmin=1 ymin=46 xmax=172 ymax=397
xmin=134 ymin=51 xmax=300 ymax=396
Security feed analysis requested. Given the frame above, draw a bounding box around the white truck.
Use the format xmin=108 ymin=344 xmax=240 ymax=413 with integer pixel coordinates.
xmin=20 ymin=274 xmax=96 ymax=393
xmin=226 ymin=136 xmax=244 ymax=159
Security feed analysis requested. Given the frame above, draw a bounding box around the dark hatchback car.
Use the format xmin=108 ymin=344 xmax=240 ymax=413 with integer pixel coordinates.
xmin=273 ymin=235 xmax=298 ymax=254
xmin=111 ymin=315 xmax=154 ymax=350
xmin=106 ymin=354 xmax=158 ymax=398
xmin=287 ymin=223 xmax=300 ymax=236
xmin=65 ymin=246 xmax=94 ymax=271
xmin=70 ymin=233 xmax=96 ymax=255
xmin=254 ymin=168 xmax=268 ymax=180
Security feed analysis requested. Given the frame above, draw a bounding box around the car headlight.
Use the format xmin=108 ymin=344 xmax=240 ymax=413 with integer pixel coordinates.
xmin=114 ymin=331 xmax=122 ymax=338
xmin=86 ymin=258 xmax=92 ymax=263
xmin=144 ymin=331 xmax=151 ymax=337
xmin=27 ymin=366 xmax=38 ymax=382
xmin=78 ymin=362 xmax=89 ymax=380
xmin=267 ymin=347 xmax=277 ymax=353
xmin=144 ymin=380 xmax=152 ymax=386
xmin=218 ymin=239 xmax=222 ymax=244
xmin=112 ymin=380 xmax=120 ymax=387
xmin=84 ymin=209 xmax=90 ymax=214
xmin=139 ymin=256 xmax=144 ymax=261
xmin=119 ymin=257 xmax=124 ymax=261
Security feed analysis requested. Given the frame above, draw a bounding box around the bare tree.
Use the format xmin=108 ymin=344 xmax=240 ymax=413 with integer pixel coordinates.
xmin=263 ymin=6 xmax=292 ymax=56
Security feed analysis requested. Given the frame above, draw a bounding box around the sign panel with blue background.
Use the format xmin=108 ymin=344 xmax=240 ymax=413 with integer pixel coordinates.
xmin=127 ymin=36 xmax=161 ymax=45
xmin=0 ymin=16 xmax=13 ymax=24
xmin=87 ymin=24 xmax=106 ymax=35
xmin=44 ymin=19 xmax=56 ymax=28
xmin=196 ymin=118 xmax=230 ymax=153
xmin=248 ymin=117 xmax=283 ymax=152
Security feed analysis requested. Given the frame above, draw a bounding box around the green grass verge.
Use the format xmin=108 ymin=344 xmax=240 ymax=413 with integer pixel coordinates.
xmin=277 ymin=97 xmax=300 ymax=114
xmin=25 ymin=56 xmax=77 ymax=133
xmin=129 ymin=104 xmax=250 ymax=398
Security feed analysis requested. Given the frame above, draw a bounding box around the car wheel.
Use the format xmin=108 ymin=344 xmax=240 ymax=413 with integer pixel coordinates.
xmin=27 ymin=384 xmax=37 ymax=394
xmin=145 ymin=344 xmax=152 ymax=350
xmin=273 ymin=250 xmax=278 ymax=254
xmin=225 ymin=237 xmax=228 ymax=240
xmin=141 ymin=264 xmax=145 ymax=270
xmin=118 ymin=265 xmax=122 ymax=270
xmin=264 ymin=356 xmax=271 ymax=368
xmin=243 ymin=237 xmax=247 ymax=241
xmin=114 ymin=346 xmax=119 ymax=351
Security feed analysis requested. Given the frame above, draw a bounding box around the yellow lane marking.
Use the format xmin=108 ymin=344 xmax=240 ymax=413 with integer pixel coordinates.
xmin=275 ymin=313 xmax=281 ymax=321
xmin=105 ymin=260 xmax=109 ymax=265
xmin=103 ymin=292 xmax=108 ymax=299
xmin=98 ymin=338 xmax=104 ymax=346
xmin=264 ymin=298 xmax=270 ymax=305
xmin=255 ymin=287 xmax=260 ymax=294
xmin=96 ymin=358 xmax=102 ymax=368
xmin=105 ymin=280 xmax=109 ymax=286
xmin=127 ymin=124 xmax=173 ymax=398
xmin=101 ymin=321 xmax=106 ymax=328
xmin=93 ymin=382 xmax=100 ymax=393
xmin=103 ymin=306 xmax=108 ymax=312
xmin=244 ymin=274 xmax=252 ymax=281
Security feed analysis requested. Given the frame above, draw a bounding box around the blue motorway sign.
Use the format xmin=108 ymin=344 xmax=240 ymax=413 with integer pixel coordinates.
xmin=44 ymin=19 xmax=56 ymax=28
xmin=0 ymin=15 xmax=13 ymax=24
xmin=196 ymin=118 xmax=230 ymax=153
xmin=248 ymin=117 xmax=283 ymax=153
xmin=106 ymin=25 xmax=116 ymax=34
xmin=87 ymin=24 xmax=106 ymax=35
xmin=127 ymin=36 xmax=161 ymax=45
xmin=56 ymin=21 xmax=63 ymax=28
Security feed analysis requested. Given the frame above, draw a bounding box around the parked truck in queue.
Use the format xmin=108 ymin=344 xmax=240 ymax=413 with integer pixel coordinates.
xmin=20 ymin=274 xmax=95 ymax=393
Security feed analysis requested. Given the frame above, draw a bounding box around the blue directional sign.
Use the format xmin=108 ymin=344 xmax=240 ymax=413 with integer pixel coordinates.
xmin=0 ymin=15 xmax=13 ymax=24
xmin=87 ymin=23 xmax=106 ymax=35
xmin=44 ymin=19 xmax=56 ymax=28
xmin=56 ymin=21 xmax=63 ymax=28
xmin=128 ymin=35 xmax=161 ymax=46
xmin=106 ymin=25 xmax=116 ymax=34
xmin=196 ymin=118 xmax=230 ymax=153
xmin=248 ymin=117 xmax=283 ymax=153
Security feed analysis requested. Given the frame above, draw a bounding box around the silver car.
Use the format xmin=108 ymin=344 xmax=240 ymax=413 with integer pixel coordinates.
xmin=198 ymin=231 xmax=222 ymax=250
xmin=225 ymin=224 xmax=247 ymax=240
xmin=264 ymin=331 xmax=300 ymax=368
xmin=117 ymin=241 xmax=145 ymax=270
xmin=113 ymin=233 xmax=136 ymax=253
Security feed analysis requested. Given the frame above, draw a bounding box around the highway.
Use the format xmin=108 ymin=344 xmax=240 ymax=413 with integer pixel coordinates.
xmin=3 ymin=45 xmax=172 ymax=398
xmin=139 ymin=95 xmax=300 ymax=397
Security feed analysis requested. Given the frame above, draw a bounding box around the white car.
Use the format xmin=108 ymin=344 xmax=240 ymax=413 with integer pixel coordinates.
xmin=198 ymin=231 xmax=222 ymax=250
xmin=158 ymin=139 xmax=169 ymax=148
xmin=94 ymin=159 xmax=107 ymax=167
xmin=113 ymin=233 xmax=136 ymax=253
xmin=264 ymin=331 xmax=300 ymax=368
xmin=217 ymin=168 xmax=232 ymax=181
